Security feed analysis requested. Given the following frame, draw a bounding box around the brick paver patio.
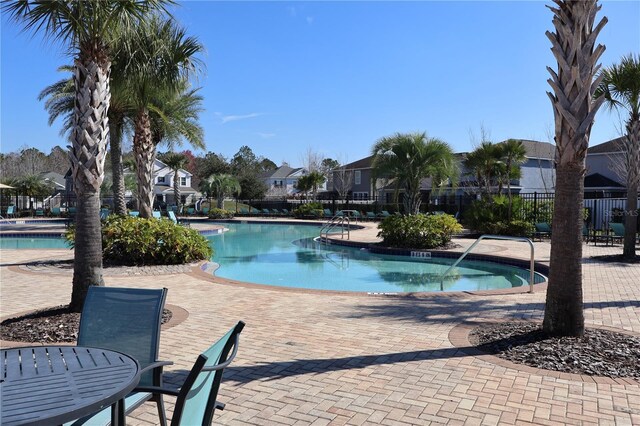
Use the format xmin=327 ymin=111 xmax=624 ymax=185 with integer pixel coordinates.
xmin=1 ymin=220 xmax=639 ymax=425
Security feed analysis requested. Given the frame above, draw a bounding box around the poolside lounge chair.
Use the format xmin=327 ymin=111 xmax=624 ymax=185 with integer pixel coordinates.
xmin=152 ymin=210 xmax=162 ymax=219
xmin=271 ymin=208 xmax=282 ymax=216
xmin=68 ymin=287 xmax=169 ymax=426
xmin=35 ymin=208 xmax=45 ymax=217
xmin=168 ymin=211 xmax=189 ymax=227
xmin=129 ymin=211 xmax=140 ymax=217
xmin=262 ymin=208 xmax=272 ymax=217
xmin=323 ymin=209 xmax=333 ymax=219
xmin=365 ymin=211 xmax=377 ymax=221
xmin=609 ymin=223 xmax=625 ymax=245
xmin=377 ymin=210 xmax=391 ymax=219
xmin=250 ymin=207 xmax=261 ymax=216
xmin=187 ymin=207 xmax=195 ymax=216
xmin=100 ymin=210 xmax=109 ymax=221
xmin=134 ymin=321 xmax=245 ymax=426
xmin=281 ymin=208 xmax=291 ymax=216
xmin=534 ymin=222 xmax=551 ymax=241
xmin=238 ymin=208 xmax=249 ymax=216
xmin=51 ymin=207 xmax=62 ymax=217
xmin=5 ymin=205 xmax=16 ymax=218
xmin=202 ymin=207 xmax=210 ymax=216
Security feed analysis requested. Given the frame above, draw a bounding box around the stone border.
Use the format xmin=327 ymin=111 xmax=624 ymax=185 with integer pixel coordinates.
xmin=448 ymin=320 xmax=640 ymax=386
xmin=0 ymin=303 xmax=189 ymax=349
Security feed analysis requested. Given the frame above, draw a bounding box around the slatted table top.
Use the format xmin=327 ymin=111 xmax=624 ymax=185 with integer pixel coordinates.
xmin=1 ymin=346 xmax=140 ymax=426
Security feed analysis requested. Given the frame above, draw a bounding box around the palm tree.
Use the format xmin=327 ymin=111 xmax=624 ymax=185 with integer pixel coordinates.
xmin=463 ymin=142 xmax=502 ymax=198
xmin=15 ymin=175 xmax=53 ymax=212
xmin=39 ymin=64 xmax=130 ymax=216
xmin=306 ymin=171 xmax=326 ymax=200
xmin=499 ymin=139 xmax=528 ymax=220
xmin=371 ymin=132 xmax=457 ymax=215
xmin=160 ymin=152 xmax=188 ymax=212
xmin=123 ymin=16 xmax=204 ymax=218
xmin=596 ymin=54 xmax=640 ymax=260
xmin=203 ymin=174 xmax=241 ymax=209
xmin=3 ymin=0 xmax=172 ymax=311
xmin=543 ymin=0 xmax=607 ymax=337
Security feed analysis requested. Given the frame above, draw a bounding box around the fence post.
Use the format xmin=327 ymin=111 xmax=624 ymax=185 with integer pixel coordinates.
xmin=533 ymin=192 xmax=538 ymax=223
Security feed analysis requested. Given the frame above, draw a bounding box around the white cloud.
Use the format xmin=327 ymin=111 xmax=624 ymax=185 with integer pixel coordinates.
xmin=214 ymin=112 xmax=265 ymax=124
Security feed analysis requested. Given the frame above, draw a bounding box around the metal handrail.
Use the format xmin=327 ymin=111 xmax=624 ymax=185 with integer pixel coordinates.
xmin=320 ymin=215 xmax=350 ymax=241
xmin=440 ymin=235 xmax=536 ymax=293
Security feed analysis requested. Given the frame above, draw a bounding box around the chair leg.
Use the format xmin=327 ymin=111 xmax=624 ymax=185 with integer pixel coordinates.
xmin=155 ymin=395 xmax=168 ymax=426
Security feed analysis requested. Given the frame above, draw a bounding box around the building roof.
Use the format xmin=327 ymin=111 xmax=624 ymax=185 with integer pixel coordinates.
xmin=264 ymin=165 xmax=304 ymax=179
xmin=339 ymin=155 xmax=375 ymax=170
xmin=510 ymin=140 xmax=555 ymax=160
xmin=587 ymin=137 xmax=624 ymax=154
xmin=584 ymin=173 xmax=624 ymax=188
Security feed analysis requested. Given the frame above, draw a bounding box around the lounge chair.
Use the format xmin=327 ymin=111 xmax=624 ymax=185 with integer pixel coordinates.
xmin=262 ymin=208 xmax=272 ymax=217
xmin=238 ymin=208 xmax=249 ymax=216
xmin=68 ymin=287 xmax=170 ymax=426
xmin=100 ymin=210 xmax=109 ymax=221
xmin=281 ymin=208 xmax=291 ymax=216
xmin=609 ymin=223 xmax=625 ymax=245
xmin=129 ymin=211 xmax=140 ymax=217
xmin=323 ymin=209 xmax=333 ymax=219
xmin=534 ymin=222 xmax=551 ymax=241
xmin=187 ymin=207 xmax=195 ymax=216
xmin=51 ymin=207 xmax=62 ymax=217
xmin=6 ymin=205 xmax=16 ymax=218
xmin=152 ymin=210 xmax=162 ymax=219
xmin=365 ymin=211 xmax=377 ymax=221
xmin=35 ymin=208 xmax=45 ymax=217
xmin=250 ymin=207 xmax=261 ymax=216
xmin=271 ymin=208 xmax=282 ymax=216
xmin=202 ymin=207 xmax=210 ymax=216
xmin=377 ymin=210 xmax=391 ymax=219
xmin=135 ymin=321 xmax=245 ymax=426
xmin=168 ymin=211 xmax=189 ymax=227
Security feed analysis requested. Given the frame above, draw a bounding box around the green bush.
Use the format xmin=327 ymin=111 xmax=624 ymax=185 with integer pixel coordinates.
xmin=464 ymin=196 xmax=536 ymax=236
xmin=66 ymin=216 xmax=213 ymax=266
xmin=294 ymin=202 xmax=323 ymax=218
xmin=479 ymin=220 xmax=535 ymax=237
xmin=208 ymin=208 xmax=234 ymax=219
xmin=377 ymin=213 xmax=462 ymax=249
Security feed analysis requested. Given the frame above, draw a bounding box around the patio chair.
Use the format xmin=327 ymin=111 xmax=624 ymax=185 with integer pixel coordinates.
xmin=202 ymin=207 xmax=210 ymax=216
xmin=281 ymin=208 xmax=291 ymax=216
xmin=323 ymin=209 xmax=333 ymax=219
xmin=365 ymin=211 xmax=377 ymax=221
xmin=100 ymin=210 xmax=109 ymax=221
xmin=238 ymin=207 xmax=249 ymax=216
xmin=68 ymin=287 xmax=170 ymax=426
xmin=534 ymin=222 xmax=551 ymax=241
xmin=153 ymin=210 xmax=162 ymax=219
xmin=51 ymin=207 xmax=62 ymax=217
xmin=262 ymin=208 xmax=272 ymax=217
xmin=135 ymin=321 xmax=245 ymax=426
xmin=271 ymin=208 xmax=282 ymax=216
xmin=168 ymin=211 xmax=190 ymax=227
xmin=187 ymin=207 xmax=195 ymax=216
xmin=6 ymin=205 xmax=16 ymax=218
xmin=377 ymin=210 xmax=391 ymax=219
xmin=35 ymin=208 xmax=45 ymax=217
xmin=250 ymin=207 xmax=261 ymax=216
xmin=129 ymin=211 xmax=140 ymax=217
xmin=609 ymin=222 xmax=625 ymax=245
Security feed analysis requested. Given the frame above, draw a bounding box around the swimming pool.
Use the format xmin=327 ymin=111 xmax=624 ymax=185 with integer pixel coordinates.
xmin=207 ymin=223 xmax=545 ymax=293
xmin=0 ymin=237 xmax=70 ymax=249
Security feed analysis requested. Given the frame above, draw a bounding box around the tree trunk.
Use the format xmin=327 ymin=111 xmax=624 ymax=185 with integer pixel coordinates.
xmin=217 ymin=195 xmax=224 ymax=209
xmin=543 ymin=165 xmax=585 ymax=336
xmin=133 ymin=110 xmax=155 ymax=219
xmin=173 ymin=169 xmax=181 ymax=212
xmin=623 ymin=119 xmax=640 ymax=259
xmin=69 ymin=56 xmax=110 ymax=312
xmin=110 ymin=117 xmax=127 ymax=216
xmin=507 ymin=159 xmax=513 ymax=221
xmin=543 ymin=0 xmax=606 ymax=337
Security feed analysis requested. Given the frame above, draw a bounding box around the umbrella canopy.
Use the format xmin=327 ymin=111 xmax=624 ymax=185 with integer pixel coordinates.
xmin=0 ymin=183 xmax=15 ymax=189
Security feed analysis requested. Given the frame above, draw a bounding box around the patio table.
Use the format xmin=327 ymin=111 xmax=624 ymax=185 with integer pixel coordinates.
xmin=1 ymin=345 xmax=140 ymax=426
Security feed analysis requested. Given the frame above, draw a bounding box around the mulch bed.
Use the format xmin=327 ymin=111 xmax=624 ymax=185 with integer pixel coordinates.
xmin=0 ymin=306 xmax=172 ymax=343
xmin=469 ymin=322 xmax=640 ymax=379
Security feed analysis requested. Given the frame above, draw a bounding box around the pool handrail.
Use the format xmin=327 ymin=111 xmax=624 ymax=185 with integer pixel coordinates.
xmin=440 ymin=235 xmax=536 ymax=293
xmin=320 ymin=215 xmax=350 ymax=241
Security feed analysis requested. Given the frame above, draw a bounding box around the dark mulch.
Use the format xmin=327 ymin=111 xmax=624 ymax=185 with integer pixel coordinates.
xmin=590 ymin=254 xmax=640 ymax=264
xmin=470 ymin=322 xmax=640 ymax=379
xmin=0 ymin=306 xmax=172 ymax=343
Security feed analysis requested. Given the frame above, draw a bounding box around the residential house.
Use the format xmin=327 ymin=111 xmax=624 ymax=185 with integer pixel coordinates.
xmin=151 ymin=158 xmax=199 ymax=207
xmin=585 ymin=137 xmax=627 ymax=197
xmin=262 ymin=165 xmax=329 ymax=198
xmin=330 ymin=156 xmax=375 ymax=200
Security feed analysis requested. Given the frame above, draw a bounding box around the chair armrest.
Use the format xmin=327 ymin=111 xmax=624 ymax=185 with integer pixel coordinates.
xmin=139 ymin=360 xmax=173 ymax=375
xmin=134 ymin=386 xmax=181 ymax=397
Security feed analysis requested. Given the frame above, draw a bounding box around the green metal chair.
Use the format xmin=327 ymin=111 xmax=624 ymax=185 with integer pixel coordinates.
xmin=35 ymin=208 xmax=45 ymax=217
xmin=51 ymin=207 xmax=62 ymax=217
xmin=534 ymin=222 xmax=552 ymax=241
xmin=377 ymin=210 xmax=391 ymax=219
xmin=609 ymin=222 xmax=625 ymax=245
xmin=365 ymin=211 xmax=377 ymax=221
xmin=202 ymin=207 xmax=210 ymax=216
xmin=136 ymin=321 xmax=245 ymax=426
xmin=69 ymin=287 xmax=170 ymax=426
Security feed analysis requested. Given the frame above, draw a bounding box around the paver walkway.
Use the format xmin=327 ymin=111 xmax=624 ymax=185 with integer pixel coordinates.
xmin=1 ymin=219 xmax=639 ymax=425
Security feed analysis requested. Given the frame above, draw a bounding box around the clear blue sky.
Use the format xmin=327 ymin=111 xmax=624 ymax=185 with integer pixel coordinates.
xmin=2 ymin=1 xmax=639 ymax=166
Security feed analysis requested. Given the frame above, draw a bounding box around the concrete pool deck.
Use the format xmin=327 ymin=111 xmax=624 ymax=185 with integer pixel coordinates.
xmin=1 ymin=219 xmax=639 ymax=425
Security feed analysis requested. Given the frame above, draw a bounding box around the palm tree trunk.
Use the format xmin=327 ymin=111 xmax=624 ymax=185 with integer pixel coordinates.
xmin=507 ymin=159 xmax=513 ymax=221
xmin=133 ymin=110 xmax=155 ymax=219
xmin=543 ymin=165 xmax=585 ymax=336
xmin=543 ymin=0 xmax=606 ymax=337
xmin=69 ymin=56 xmax=109 ymax=312
xmin=110 ymin=118 xmax=127 ymax=216
xmin=623 ymin=119 xmax=640 ymax=259
xmin=217 ymin=195 xmax=224 ymax=209
xmin=173 ymin=169 xmax=181 ymax=212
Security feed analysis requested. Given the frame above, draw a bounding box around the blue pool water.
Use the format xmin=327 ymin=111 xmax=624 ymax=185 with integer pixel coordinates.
xmin=208 ymin=223 xmax=545 ymax=293
xmin=0 ymin=237 xmax=70 ymax=249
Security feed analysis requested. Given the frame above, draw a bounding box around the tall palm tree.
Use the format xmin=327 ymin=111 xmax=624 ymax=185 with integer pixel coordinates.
xmin=372 ymin=132 xmax=457 ymax=215
xmin=203 ymin=174 xmax=241 ymax=209
xmin=596 ymin=54 xmax=640 ymax=260
xmin=122 ymin=16 xmax=204 ymax=218
xmin=499 ymin=139 xmax=528 ymax=220
xmin=39 ymin=64 xmax=130 ymax=216
xmin=3 ymin=0 xmax=173 ymax=311
xmin=16 ymin=175 xmax=53 ymax=212
xmin=160 ymin=152 xmax=188 ymax=212
xmin=543 ymin=0 xmax=607 ymax=337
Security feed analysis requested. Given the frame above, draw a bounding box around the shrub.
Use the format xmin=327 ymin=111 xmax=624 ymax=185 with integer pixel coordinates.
xmin=208 ymin=208 xmax=234 ymax=219
xmin=480 ymin=220 xmax=535 ymax=237
xmin=377 ymin=213 xmax=462 ymax=249
xmin=294 ymin=202 xmax=323 ymax=218
xmin=464 ymin=196 xmax=536 ymax=237
xmin=66 ymin=216 xmax=213 ymax=266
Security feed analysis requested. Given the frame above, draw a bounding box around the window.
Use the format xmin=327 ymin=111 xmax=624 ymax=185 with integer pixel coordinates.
xmin=157 ymin=176 xmax=165 ymax=183
xmin=355 ymin=170 xmax=361 ymax=185
xmin=180 ymin=177 xmax=187 ymax=186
